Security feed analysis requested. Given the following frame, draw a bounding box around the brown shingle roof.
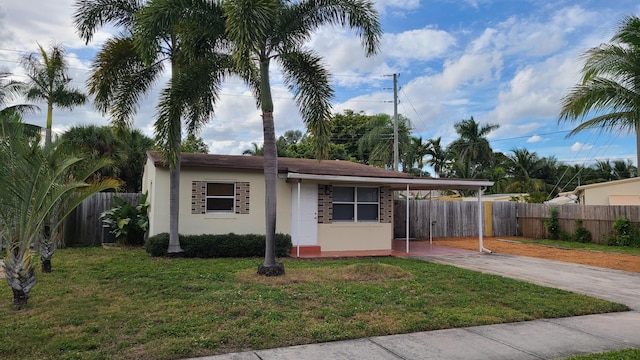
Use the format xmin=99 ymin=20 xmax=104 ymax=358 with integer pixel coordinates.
xmin=147 ymin=151 xmax=414 ymax=179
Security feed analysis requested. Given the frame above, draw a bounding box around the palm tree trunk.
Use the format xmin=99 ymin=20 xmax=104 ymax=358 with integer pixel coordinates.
xmin=257 ymin=58 xmax=283 ymax=276
xmin=45 ymin=102 xmax=53 ymax=145
xmin=167 ymin=157 xmax=184 ymax=254
xmin=636 ymin=123 xmax=640 ymax=176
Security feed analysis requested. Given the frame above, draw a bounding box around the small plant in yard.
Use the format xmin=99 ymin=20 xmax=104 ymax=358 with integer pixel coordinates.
xmin=544 ymin=206 xmax=561 ymax=240
xmin=101 ymin=192 xmax=149 ymax=246
xmin=606 ymin=217 xmax=640 ymax=247
xmin=573 ymin=219 xmax=592 ymax=244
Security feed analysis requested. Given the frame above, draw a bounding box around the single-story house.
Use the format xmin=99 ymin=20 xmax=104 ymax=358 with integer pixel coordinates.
xmin=556 ymin=177 xmax=640 ymax=206
xmin=142 ymin=152 xmax=494 ymax=255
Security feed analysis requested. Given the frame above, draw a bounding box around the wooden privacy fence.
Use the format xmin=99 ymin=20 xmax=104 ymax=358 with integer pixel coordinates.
xmin=63 ymin=193 xmax=142 ymax=246
xmin=394 ymin=200 xmax=639 ymax=244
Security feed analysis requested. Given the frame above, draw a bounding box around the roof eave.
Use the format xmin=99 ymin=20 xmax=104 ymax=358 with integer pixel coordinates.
xmin=286 ymin=172 xmax=494 ymax=190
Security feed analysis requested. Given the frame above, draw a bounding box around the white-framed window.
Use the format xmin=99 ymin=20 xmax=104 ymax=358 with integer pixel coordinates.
xmin=206 ymin=183 xmax=235 ymax=213
xmin=332 ymin=186 xmax=379 ymax=222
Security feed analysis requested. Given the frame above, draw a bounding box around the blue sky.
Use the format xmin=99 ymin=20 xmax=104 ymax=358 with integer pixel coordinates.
xmin=1 ymin=0 xmax=639 ymax=170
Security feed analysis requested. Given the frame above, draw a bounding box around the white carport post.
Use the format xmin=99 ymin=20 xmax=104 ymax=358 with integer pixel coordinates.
xmin=406 ymin=184 xmax=410 ymax=254
xmin=477 ymin=186 xmax=483 ymax=253
xmin=296 ymin=181 xmax=301 ymax=258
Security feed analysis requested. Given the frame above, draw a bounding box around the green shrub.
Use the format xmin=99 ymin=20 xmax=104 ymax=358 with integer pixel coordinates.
xmin=101 ymin=193 xmax=149 ymax=246
xmin=145 ymin=233 xmax=292 ymax=258
xmin=144 ymin=233 xmax=169 ymax=256
xmin=607 ymin=217 xmax=640 ymax=247
xmin=543 ymin=207 xmax=560 ymax=240
xmin=573 ymin=219 xmax=592 ymax=243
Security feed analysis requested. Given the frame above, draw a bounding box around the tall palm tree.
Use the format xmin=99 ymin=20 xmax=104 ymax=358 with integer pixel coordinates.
xmin=0 ymin=119 xmax=118 ymax=308
xmin=21 ymin=43 xmax=87 ymax=146
xmin=559 ymin=15 xmax=640 ymax=172
xmin=449 ymin=116 xmax=499 ymax=166
xmin=74 ymin=0 xmax=231 ymax=253
xmin=223 ymin=0 xmax=381 ymax=275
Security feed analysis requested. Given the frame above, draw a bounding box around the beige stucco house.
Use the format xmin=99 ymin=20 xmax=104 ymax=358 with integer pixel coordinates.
xmin=557 ymin=177 xmax=640 ymax=205
xmin=142 ymin=152 xmax=493 ymax=255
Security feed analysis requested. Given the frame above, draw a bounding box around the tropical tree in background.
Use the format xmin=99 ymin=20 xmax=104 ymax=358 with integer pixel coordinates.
xmin=0 ymin=119 xmax=118 ymax=308
xmin=223 ymin=0 xmax=381 ymax=275
xmin=59 ymin=125 xmax=155 ymax=191
xmin=243 ymin=141 xmax=264 ymax=156
xmin=559 ymin=15 xmax=640 ymax=173
xmin=21 ymin=43 xmax=86 ymax=145
xmin=74 ymin=0 xmax=231 ymax=253
xmin=0 ymin=72 xmax=39 ymax=120
xmin=181 ymin=134 xmax=209 ymax=154
xmin=358 ymin=113 xmax=411 ymax=169
xmin=505 ymin=148 xmax=545 ymax=197
xmin=426 ymin=137 xmax=449 ymax=177
xmin=449 ymin=116 xmax=499 ymax=166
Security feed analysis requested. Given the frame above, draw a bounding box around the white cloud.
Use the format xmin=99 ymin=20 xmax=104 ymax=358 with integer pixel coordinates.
xmin=527 ymin=135 xmax=542 ymax=143
xmin=382 ymin=27 xmax=456 ymax=61
xmin=434 ymin=51 xmax=503 ymax=92
xmin=570 ymin=142 xmax=593 ymax=152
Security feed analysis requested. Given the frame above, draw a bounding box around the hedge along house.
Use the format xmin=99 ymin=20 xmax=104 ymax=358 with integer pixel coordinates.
xmin=142 ymin=152 xmax=494 ymax=256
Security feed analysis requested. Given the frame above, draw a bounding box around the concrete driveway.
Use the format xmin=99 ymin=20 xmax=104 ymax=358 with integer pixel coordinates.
xmin=422 ymin=253 xmax=640 ymax=311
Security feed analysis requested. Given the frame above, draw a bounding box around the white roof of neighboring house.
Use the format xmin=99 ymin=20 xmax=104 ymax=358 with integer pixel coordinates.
xmin=544 ymin=194 xmax=578 ymax=205
xmin=559 ymin=177 xmax=640 ymax=196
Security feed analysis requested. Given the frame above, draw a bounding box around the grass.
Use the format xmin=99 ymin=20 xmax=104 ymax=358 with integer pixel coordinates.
xmin=562 ymin=349 xmax=640 ymax=359
xmin=510 ymin=238 xmax=640 ymax=255
xmin=0 ymin=248 xmax=630 ymax=360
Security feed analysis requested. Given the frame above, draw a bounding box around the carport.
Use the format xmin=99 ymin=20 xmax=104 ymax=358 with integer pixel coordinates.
xmin=288 ymin=172 xmax=494 ymax=255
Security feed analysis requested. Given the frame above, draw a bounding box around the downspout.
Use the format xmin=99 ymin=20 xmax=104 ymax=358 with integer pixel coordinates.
xmin=406 ymin=184 xmax=410 ymax=254
xmin=478 ymin=187 xmax=492 ymax=253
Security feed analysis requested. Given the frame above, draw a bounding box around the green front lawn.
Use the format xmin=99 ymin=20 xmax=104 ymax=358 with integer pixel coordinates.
xmin=562 ymin=348 xmax=640 ymax=359
xmin=0 ymin=248 xmax=629 ymax=359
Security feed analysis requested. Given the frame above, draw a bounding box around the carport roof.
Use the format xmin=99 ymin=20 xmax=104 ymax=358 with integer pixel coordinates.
xmin=147 ymin=152 xmax=493 ymax=190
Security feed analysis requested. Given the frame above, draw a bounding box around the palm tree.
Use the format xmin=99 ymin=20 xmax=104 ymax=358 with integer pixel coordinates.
xmin=449 ymin=116 xmax=499 ymax=166
xmin=559 ymin=15 xmax=640 ymax=172
xmin=223 ymin=0 xmax=381 ymax=275
xmin=358 ymin=114 xmax=411 ymax=169
xmin=506 ymin=148 xmax=545 ymax=195
xmin=0 ymin=72 xmax=39 ymax=120
xmin=613 ymin=159 xmax=637 ymax=178
xmin=0 ymin=119 xmax=118 ymax=308
xmin=74 ymin=0 xmax=231 ymax=254
xmin=426 ymin=137 xmax=449 ymax=177
xmin=243 ymin=142 xmax=264 ymax=156
xmin=21 ymin=43 xmax=87 ymax=146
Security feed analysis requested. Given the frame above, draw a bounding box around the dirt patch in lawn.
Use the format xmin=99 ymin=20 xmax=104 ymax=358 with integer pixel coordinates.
xmin=428 ymin=237 xmax=640 ymax=273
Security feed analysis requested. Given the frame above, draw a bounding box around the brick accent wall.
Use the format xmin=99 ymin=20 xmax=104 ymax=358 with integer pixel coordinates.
xmin=191 ymin=181 xmax=250 ymax=214
xmin=379 ymin=186 xmax=393 ymax=223
xmin=317 ymin=185 xmax=332 ymax=224
xmin=191 ymin=181 xmax=207 ymax=214
xmin=235 ymin=182 xmax=250 ymax=214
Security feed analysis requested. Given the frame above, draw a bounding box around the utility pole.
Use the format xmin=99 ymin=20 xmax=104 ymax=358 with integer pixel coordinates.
xmin=393 ymin=73 xmax=399 ymax=172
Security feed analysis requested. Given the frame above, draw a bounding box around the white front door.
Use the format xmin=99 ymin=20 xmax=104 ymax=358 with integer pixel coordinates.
xmin=291 ymin=183 xmax=318 ymax=246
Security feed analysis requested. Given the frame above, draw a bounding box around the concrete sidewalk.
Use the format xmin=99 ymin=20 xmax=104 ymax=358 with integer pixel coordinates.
xmin=187 ymin=254 xmax=640 ymax=360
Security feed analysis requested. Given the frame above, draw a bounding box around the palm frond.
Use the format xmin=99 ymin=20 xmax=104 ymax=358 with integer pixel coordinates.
xmin=73 ymin=0 xmax=143 ymax=43
xmin=279 ymin=50 xmax=333 ymax=160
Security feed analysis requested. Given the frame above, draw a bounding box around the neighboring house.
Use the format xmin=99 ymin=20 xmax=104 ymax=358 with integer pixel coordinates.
xmin=556 ymin=177 xmax=640 ymax=205
xmin=142 ymin=152 xmax=493 ymax=255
